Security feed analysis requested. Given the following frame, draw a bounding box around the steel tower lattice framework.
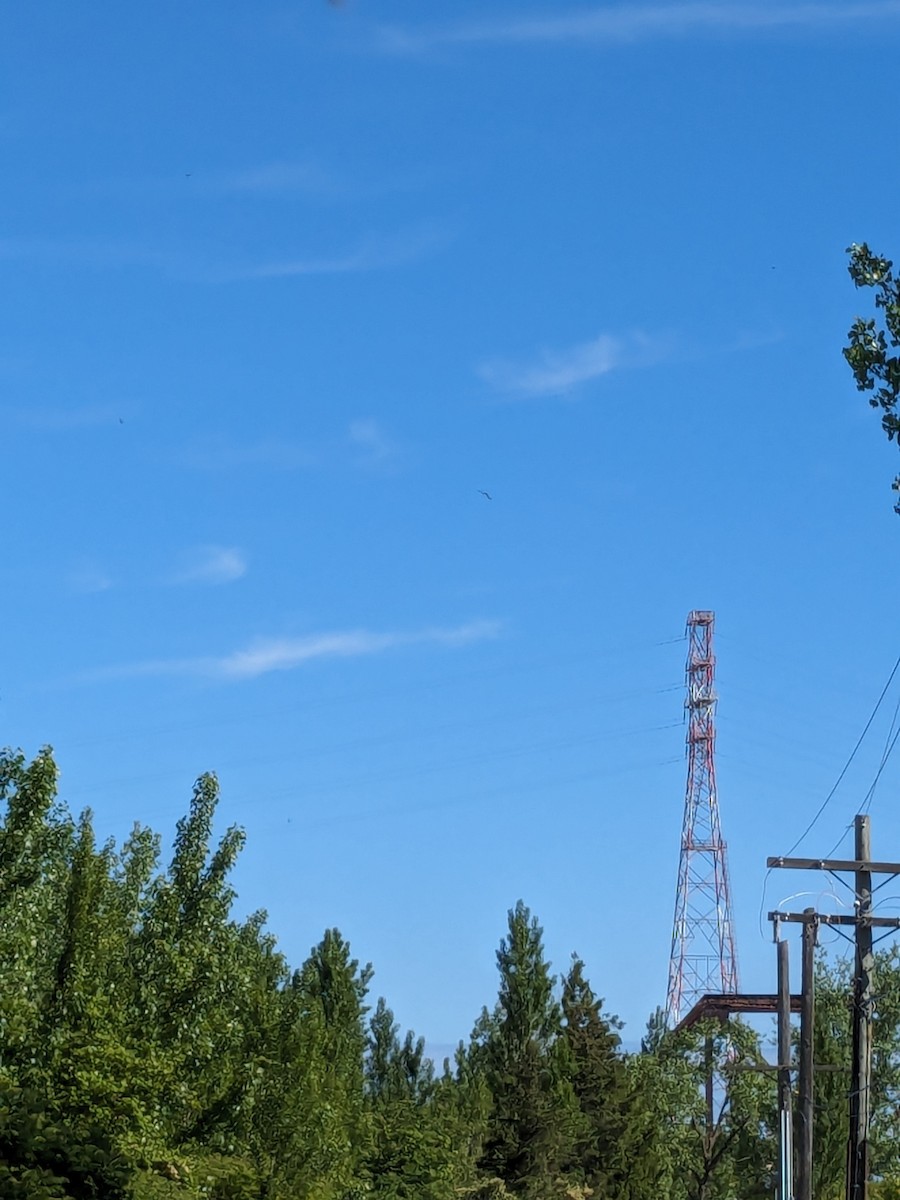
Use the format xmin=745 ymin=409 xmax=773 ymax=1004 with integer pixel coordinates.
xmin=665 ymin=611 xmax=739 ymax=1027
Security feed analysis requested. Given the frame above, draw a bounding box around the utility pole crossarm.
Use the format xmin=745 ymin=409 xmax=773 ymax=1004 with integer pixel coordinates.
xmin=769 ymin=911 xmax=900 ymax=929
xmin=767 ymin=856 xmax=900 ymax=874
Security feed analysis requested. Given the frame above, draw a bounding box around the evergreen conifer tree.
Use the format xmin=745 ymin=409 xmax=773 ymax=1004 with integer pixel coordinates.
xmin=477 ymin=902 xmax=578 ymax=1199
xmin=561 ymin=955 xmax=633 ymax=1195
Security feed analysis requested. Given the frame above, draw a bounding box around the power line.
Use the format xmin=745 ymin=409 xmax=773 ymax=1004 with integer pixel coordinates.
xmin=758 ymin=649 xmax=900 ymax=938
xmin=860 ymin=692 xmax=900 ymax=816
xmin=781 ymin=650 xmax=900 ymax=858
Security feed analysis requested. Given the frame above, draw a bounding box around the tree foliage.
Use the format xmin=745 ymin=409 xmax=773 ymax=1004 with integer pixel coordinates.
xmin=474 ymin=902 xmax=579 ymax=1199
xmin=844 ymin=242 xmax=900 ymax=509
xmin=5 ymin=746 xmax=900 ymax=1199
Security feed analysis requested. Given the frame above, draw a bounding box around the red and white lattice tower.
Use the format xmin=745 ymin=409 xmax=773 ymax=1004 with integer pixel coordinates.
xmin=665 ymin=611 xmax=739 ymax=1027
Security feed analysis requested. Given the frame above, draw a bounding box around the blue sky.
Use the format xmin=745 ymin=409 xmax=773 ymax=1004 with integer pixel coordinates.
xmin=4 ymin=0 xmax=900 ymax=1049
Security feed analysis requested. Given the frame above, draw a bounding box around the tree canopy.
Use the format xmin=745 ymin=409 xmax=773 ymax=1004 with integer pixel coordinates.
xmin=2 ymin=746 xmax=900 ymax=1200
xmin=844 ymin=242 xmax=900 ymax=510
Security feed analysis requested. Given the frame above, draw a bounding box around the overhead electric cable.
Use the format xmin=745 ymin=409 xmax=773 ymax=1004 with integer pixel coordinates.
xmin=860 ymin=691 xmax=900 ymax=816
xmin=781 ymin=649 xmax=900 ymax=858
xmin=758 ymin=647 xmax=900 ymax=938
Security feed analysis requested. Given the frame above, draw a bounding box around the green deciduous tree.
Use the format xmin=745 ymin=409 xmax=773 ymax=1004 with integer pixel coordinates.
xmin=627 ymin=1018 xmax=776 ymax=1200
xmin=844 ymin=242 xmax=900 ymax=509
xmin=362 ymin=998 xmax=464 ymax=1200
xmin=807 ymin=950 xmax=900 ymax=1200
xmin=10 ymin=745 xmax=879 ymax=1200
xmin=0 ymin=1084 xmax=131 ymax=1200
xmin=0 ymin=749 xmax=74 ymax=1081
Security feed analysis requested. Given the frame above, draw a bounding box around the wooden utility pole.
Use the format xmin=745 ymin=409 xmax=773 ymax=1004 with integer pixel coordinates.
xmin=798 ymin=910 xmax=817 ymax=1200
xmin=767 ymin=820 xmax=900 ymax=1200
xmin=848 ymin=815 xmax=874 ymax=1200
xmin=777 ymin=936 xmax=794 ymax=1200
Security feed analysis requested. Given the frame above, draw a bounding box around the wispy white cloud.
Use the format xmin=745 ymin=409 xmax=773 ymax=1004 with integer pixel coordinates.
xmin=68 ymin=161 xmax=337 ymax=201
xmin=0 ymin=220 xmax=448 ymax=284
xmin=7 ymin=403 xmax=133 ymax=430
xmin=0 ymin=235 xmax=170 ymax=272
xmin=478 ymin=331 xmax=669 ymax=398
xmin=377 ymin=2 xmax=900 ymax=52
xmin=175 ymin=437 xmax=316 ymax=471
xmin=480 ymin=334 xmax=622 ymax=397
xmin=348 ymin=418 xmax=399 ymax=467
xmin=241 ymin=223 xmax=448 ymax=279
xmin=0 ymin=234 xmax=229 ymax=284
xmin=68 ymin=159 xmax=436 ymax=212
xmin=721 ymin=328 xmax=785 ymax=354
xmin=219 ymin=161 xmax=336 ymax=196
xmin=82 ymin=620 xmax=502 ymax=683
xmin=171 ymin=546 xmax=248 ymax=586
xmin=179 ymin=423 xmax=405 ymax=476
xmin=68 ymin=565 xmax=115 ymax=595
xmin=218 ymin=632 xmax=400 ymax=679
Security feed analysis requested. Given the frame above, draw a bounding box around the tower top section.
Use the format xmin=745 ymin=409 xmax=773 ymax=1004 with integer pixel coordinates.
xmin=685 ymin=614 xmax=717 ymax=715
xmin=687 ymin=610 xmax=714 ymax=627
